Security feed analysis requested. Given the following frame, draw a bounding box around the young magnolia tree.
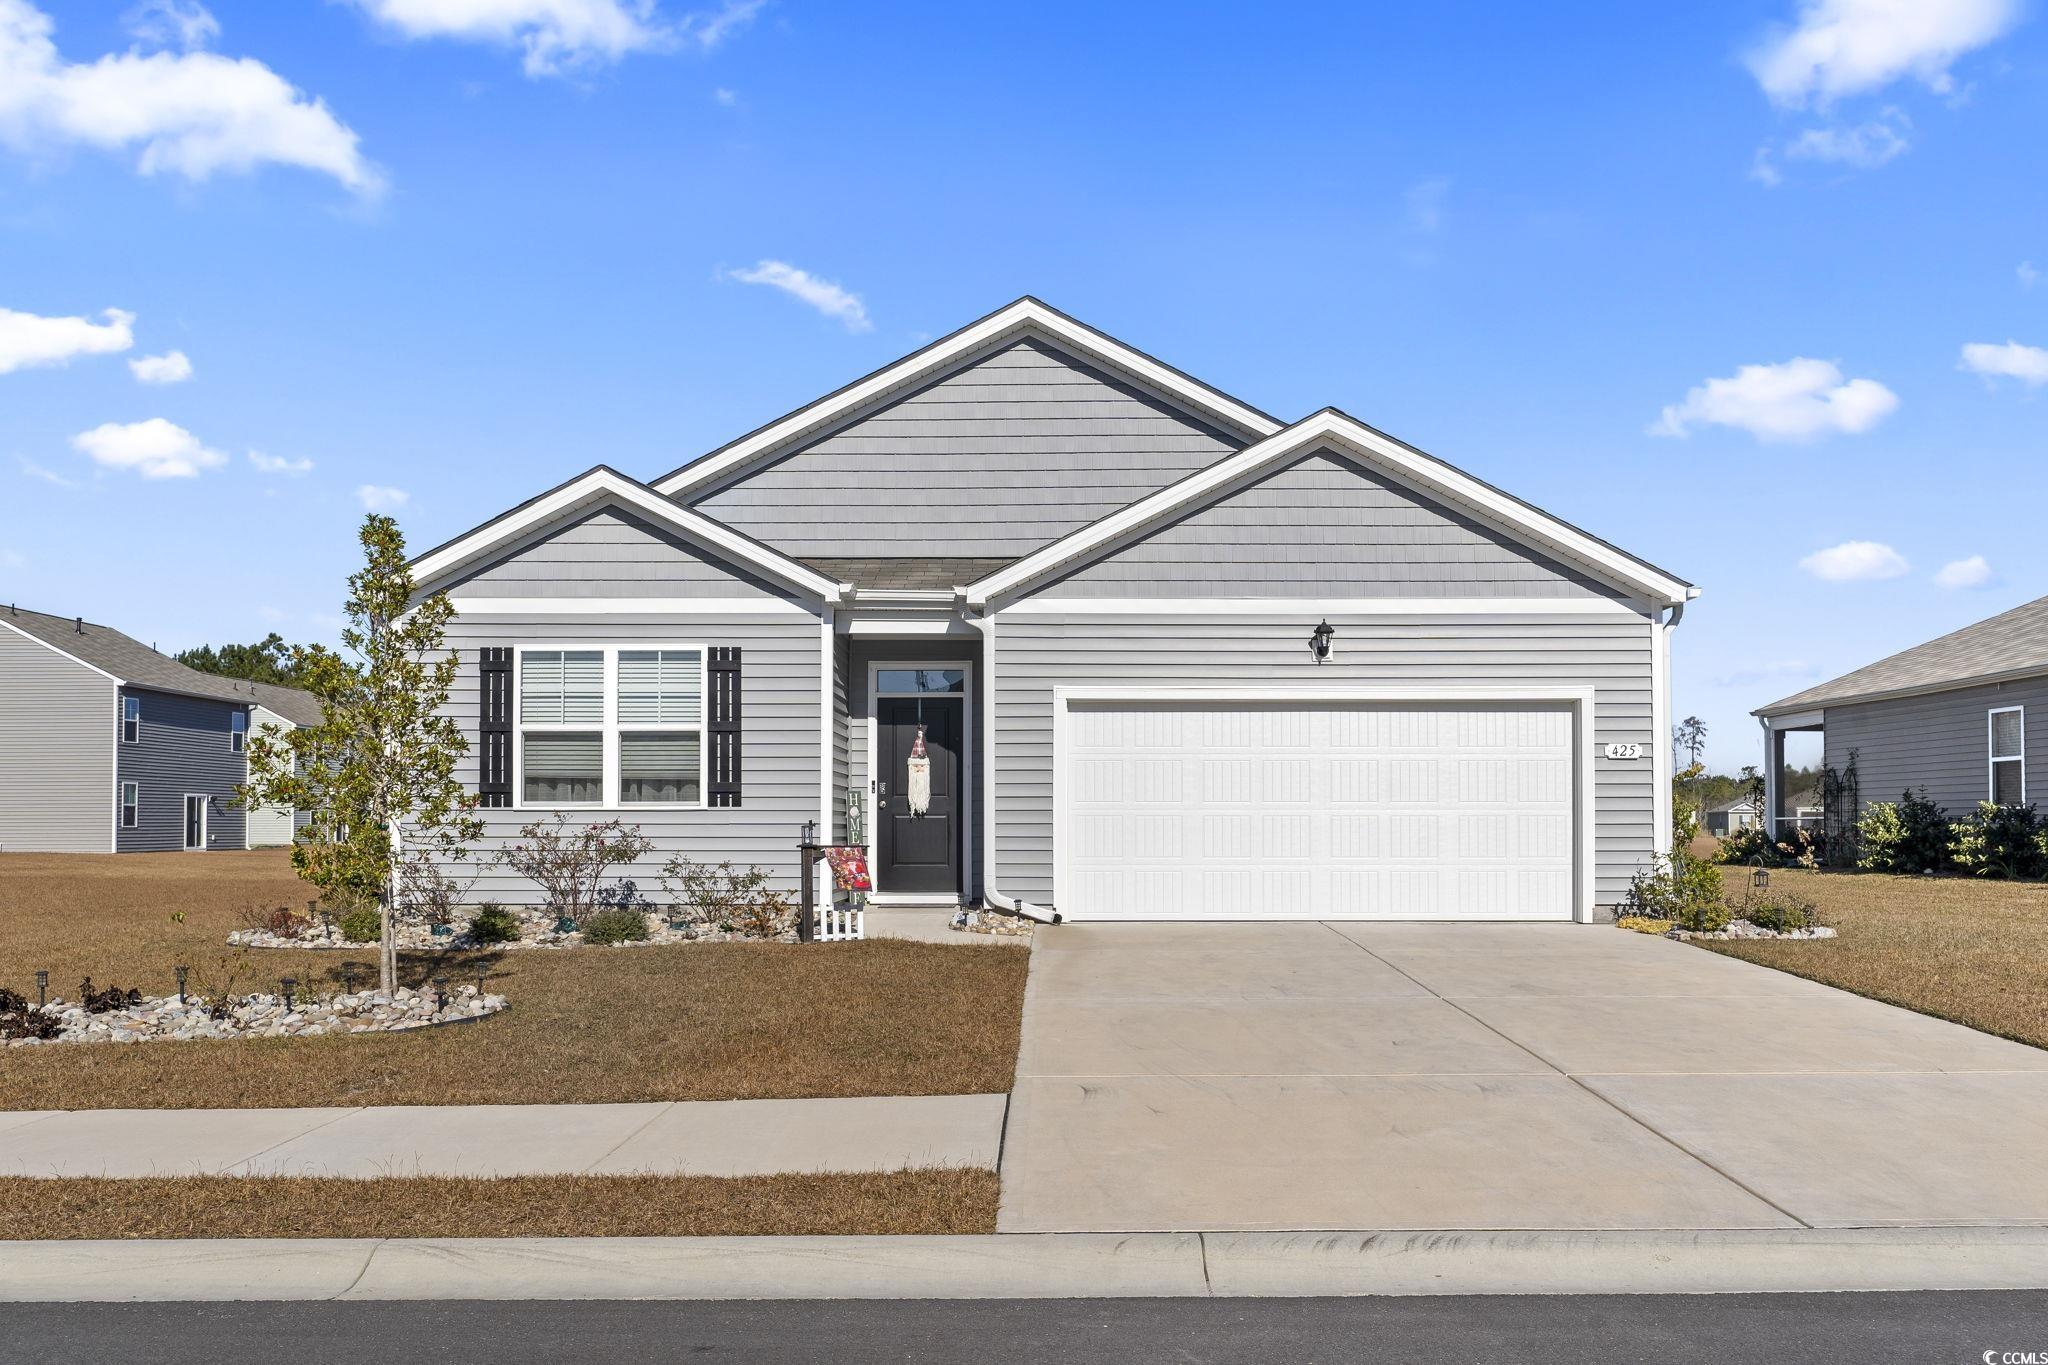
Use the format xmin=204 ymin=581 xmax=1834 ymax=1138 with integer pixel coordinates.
xmin=241 ymin=514 xmax=480 ymax=994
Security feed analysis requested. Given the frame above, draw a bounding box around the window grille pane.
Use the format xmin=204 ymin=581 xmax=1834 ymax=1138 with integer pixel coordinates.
xmin=522 ymin=731 xmax=602 ymax=803
xmin=876 ymin=668 xmax=964 ymax=694
xmin=1994 ymin=758 xmax=2025 ymax=806
xmin=521 ymin=650 xmax=603 ymax=724
xmin=620 ymin=731 xmax=701 ymax=804
xmin=618 ymin=649 xmax=702 ymax=725
xmin=1993 ymin=710 xmax=2023 ymax=758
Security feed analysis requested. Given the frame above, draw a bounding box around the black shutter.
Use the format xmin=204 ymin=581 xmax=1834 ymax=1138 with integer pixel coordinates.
xmin=708 ymin=646 xmax=742 ymax=808
xmin=478 ymin=647 xmax=513 ymax=808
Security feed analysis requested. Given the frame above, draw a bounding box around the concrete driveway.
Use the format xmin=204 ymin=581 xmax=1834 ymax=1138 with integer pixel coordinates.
xmin=998 ymin=922 xmax=2048 ymax=1233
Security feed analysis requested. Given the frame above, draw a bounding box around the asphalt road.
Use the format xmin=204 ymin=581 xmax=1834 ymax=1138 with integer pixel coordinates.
xmin=5 ymin=1293 xmax=2047 ymax=1363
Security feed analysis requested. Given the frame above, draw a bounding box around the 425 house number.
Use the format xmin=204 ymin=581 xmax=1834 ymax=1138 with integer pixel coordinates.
xmin=1602 ymin=742 xmax=1644 ymax=761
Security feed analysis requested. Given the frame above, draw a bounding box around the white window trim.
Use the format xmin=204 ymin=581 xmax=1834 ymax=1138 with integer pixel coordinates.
xmin=1989 ymin=705 xmax=2026 ymax=806
xmin=513 ymin=643 xmax=709 ymax=812
xmin=230 ymin=709 xmax=248 ymax=754
xmin=122 ymin=695 xmax=139 ymax=744
xmin=120 ymin=781 xmax=139 ymax=830
xmin=864 ymin=659 xmax=975 ymax=906
xmin=182 ymin=792 xmax=208 ymax=851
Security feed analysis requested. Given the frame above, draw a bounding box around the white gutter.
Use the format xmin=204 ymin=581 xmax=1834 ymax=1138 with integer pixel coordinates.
xmin=957 ymin=599 xmax=1060 ymax=924
xmin=1653 ymin=600 xmax=1685 ymax=858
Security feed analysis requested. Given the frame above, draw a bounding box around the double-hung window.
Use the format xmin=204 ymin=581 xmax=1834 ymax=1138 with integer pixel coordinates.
xmin=230 ymin=710 xmax=248 ymax=754
xmin=121 ymin=696 xmax=139 ymax=744
xmin=517 ymin=646 xmax=704 ymax=808
xmin=120 ymin=782 xmax=139 ymax=829
xmin=1990 ymin=706 xmax=2026 ymax=806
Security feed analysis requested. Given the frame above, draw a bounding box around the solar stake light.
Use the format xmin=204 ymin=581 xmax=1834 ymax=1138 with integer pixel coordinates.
xmin=341 ymin=962 xmax=360 ymax=995
xmin=432 ymin=976 xmax=449 ymax=1012
xmin=175 ymin=965 xmax=189 ymax=1005
xmin=474 ymin=964 xmax=488 ymax=996
xmin=35 ymin=970 xmax=47 ymax=1008
xmin=280 ymin=977 xmax=298 ymax=1010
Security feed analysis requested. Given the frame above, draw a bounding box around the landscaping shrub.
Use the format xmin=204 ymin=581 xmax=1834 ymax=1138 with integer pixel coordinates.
xmin=1615 ymin=915 xmax=1673 ymax=935
xmin=337 ymin=904 xmax=383 ymax=944
xmin=662 ymin=856 xmax=795 ymax=939
xmin=499 ymin=816 xmax=655 ymax=922
xmin=1740 ymin=894 xmax=1820 ymax=934
xmin=1620 ymin=855 xmax=1728 ymax=932
xmin=239 ymin=904 xmax=308 ymax=940
xmin=1948 ymin=802 xmax=2047 ymax=879
xmin=397 ymin=852 xmax=479 ymax=929
xmin=77 ymin=979 xmax=142 ymax=1013
xmin=580 ymin=907 xmax=652 ymax=946
xmin=466 ymin=903 xmax=522 ymax=946
xmin=0 ymin=998 xmax=62 ymax=1041
xmin=1857 ymin=790 xmax=1950 ymax=874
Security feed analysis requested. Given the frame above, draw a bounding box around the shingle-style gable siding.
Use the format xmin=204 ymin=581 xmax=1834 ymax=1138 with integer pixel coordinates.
xmin=115 ymin=688 xmax=247 ymax=852
xmin=0 ymin=627 xmax=115 ymax=853
xmin=1032 ymin=450 xmax=1624 ymax=600
xmin=687 ymin=337 xmax=1247 ymax=558
xmin=443 ymin=506 xmax=801 ymax=601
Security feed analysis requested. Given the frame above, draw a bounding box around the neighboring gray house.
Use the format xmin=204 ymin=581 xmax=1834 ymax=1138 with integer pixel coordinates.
xmin=1705 ymin=795 xmax=1762 ymax=837
xmin=1756 ymin=594 xmax=2048 ymax=833
xmin=410 ymin=298 xmax=1696 ymax=921
xmin=0 ymin=605 xmax=320 ymax=853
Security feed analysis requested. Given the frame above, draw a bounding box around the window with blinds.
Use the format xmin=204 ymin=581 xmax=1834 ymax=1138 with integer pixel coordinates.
xmin=1991 ymin=707 xmax=2025 ymax=806
xmin=516 ymin=645 xmax=706 ymax=807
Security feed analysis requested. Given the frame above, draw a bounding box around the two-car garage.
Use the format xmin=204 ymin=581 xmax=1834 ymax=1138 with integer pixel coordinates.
xmin=1055 ymin=694 xmax=1587 ymax=922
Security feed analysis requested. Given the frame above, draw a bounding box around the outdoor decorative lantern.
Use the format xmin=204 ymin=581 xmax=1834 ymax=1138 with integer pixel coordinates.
xmin=34 ymin=970 xmax=47 ymax=1008
xmin=1310 ymin=619 xmax=1336 ymax=664
xmin=175 ymin=965 xmax=189 ymax=1004
xmin=280 ymin=977 xmax=298 ymax=1010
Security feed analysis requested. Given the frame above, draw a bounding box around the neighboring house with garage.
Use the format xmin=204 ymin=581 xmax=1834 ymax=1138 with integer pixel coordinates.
xmin=410 ymin=297 xmax=1696 ymax=922
xmin=0 ymin=605 xmax=320 ymax=853
xmin=1755 ymin=593 xmax=2048 ymax=834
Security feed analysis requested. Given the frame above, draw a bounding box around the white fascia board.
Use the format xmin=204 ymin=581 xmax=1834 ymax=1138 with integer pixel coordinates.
xmin=442 ymin=596 xmax=817 ymax=616
xmin=0 ymin=619 xmax=124 ymax=686
xmin=969 ymin=410 xmax=1693 ymax=609
xmin=651 ymin=299 xmax=1282 ymax=500
xmin=410 ymin=469 xmax=839 ymax=604
xmin=999 ymin=596 xmax=1649 ymax=618
xmin=1764 ymin=708 xmax=1827 ymax=730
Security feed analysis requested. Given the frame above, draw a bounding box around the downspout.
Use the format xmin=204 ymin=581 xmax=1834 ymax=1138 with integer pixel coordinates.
xmin=1655 ymin=599 xmax=1686 ymax=859
xmin=958 ymin=595 xmax=1061 ymax=924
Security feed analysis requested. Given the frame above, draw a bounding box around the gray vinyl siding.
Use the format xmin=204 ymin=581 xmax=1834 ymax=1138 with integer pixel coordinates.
xmin=1823 ymin=676 xmax=2048 ymax=820
xmin=1036 ymin=450 xmax=1623 ymax=600
xmin=843 ymin=637 xmax=985 ymax=901
xmin=427 ymin=612 xmax=823 ymax=906
xmin=0 ymin=628 xmax=115 ymax=853
xmin=989 ymin=611 xmax=1657 ymax=909
xmin=689 ymin=337 xmax=1246 ymax=558
xmin=115 ymin=688 xmax=249 ymax=853
xmin=831 ymin=634 xmax=850 ymax=843
xmin=444 ymin=506 xmax=801 ymax=601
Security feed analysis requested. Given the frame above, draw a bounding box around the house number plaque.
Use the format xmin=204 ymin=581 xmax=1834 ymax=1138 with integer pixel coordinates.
xmin=1602 ymin=742 xmax=1643 ymax=760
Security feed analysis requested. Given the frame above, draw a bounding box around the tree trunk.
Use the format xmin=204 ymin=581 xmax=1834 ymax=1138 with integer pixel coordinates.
xmin=380 ymin=820 xmax=401 ymax=995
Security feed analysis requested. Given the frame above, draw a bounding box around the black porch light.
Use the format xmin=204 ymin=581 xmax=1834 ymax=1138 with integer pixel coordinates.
xmin=1310 ymin=619 xmax=1336 ymax=664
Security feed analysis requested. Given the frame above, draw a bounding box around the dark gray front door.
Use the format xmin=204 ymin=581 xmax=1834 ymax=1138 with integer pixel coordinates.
xmin=876 ymin=695 xmax=962 ymax=895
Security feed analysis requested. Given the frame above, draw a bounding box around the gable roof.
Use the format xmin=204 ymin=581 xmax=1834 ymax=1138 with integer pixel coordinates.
xmin=1757 ymin=593 xmax=2048 ymax=715
xmin=802 ymin=556 xmax=1013 ymax=591
xmin=651 ymin=297 xmax=1283 ymax=501
xmin=1 ymin=605 xmax=321 ymax=720
xmin=408 ymin=465 xmax=844 ymax=603
xmin=965 ymin=408 xmax=1697 ymax=608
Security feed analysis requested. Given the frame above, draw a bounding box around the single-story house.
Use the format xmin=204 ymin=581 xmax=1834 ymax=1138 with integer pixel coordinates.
xmin=1755 ymin=593 xmax=2048 ymax=832
xmin=0 ymin=605 xmax=321 ymax=853
xmin=411 ymin=298 xmax=1697 ymax=922
xmin=1704 ymin=795 xmax=1762 ymax=836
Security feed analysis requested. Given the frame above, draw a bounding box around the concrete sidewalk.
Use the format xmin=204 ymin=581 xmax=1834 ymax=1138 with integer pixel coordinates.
xmin=0 ymin=1094 xmax=1004 ymax=1179
xmin=4 ymin=1226 xmax=2047 ymax=1301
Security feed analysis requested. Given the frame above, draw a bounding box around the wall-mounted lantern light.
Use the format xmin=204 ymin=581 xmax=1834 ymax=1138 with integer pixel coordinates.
xmin=1310 ymin=619 xmax=1336 ymax=664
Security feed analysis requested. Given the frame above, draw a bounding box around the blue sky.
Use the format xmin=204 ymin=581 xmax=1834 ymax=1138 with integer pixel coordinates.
xmin=2 ymin=0 xmax=2042 ymax=771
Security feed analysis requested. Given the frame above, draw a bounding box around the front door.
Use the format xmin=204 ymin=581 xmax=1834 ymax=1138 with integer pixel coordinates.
xmin=876 ymin=694 xmax=962 ymax=895
xmin=182 ymin=794 xmax=207 ymax=851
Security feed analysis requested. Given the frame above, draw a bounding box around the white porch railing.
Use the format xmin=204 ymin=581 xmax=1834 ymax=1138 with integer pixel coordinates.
xmin=815 ymin=904 xmax=865 ymax=942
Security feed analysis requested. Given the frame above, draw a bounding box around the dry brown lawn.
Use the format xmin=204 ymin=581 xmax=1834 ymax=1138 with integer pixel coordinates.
xmin=1703 ymin=866 xmax=2048 ymax=1049
xmin=0 ymin=1170 xmax=997 ymax=1239
xmin=0 ymin=851 xmax=1028 ymax=1110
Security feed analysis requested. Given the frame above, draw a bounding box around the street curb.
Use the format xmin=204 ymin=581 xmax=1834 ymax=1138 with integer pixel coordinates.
xmin=3 ymin=1226 xmax=2047 ymax=1300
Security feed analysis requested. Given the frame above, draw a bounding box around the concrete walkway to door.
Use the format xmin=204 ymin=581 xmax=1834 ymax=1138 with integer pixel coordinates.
xmin=998 ymin=922 xmax=2048 ymax=1233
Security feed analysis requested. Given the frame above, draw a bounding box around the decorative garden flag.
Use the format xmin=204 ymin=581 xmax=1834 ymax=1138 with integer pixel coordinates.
xmin=906 ymin=723 xmax=932 ymax=816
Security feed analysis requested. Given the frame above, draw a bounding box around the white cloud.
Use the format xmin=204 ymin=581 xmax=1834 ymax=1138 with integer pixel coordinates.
xmin=247 ymin=448 xmax=311 ymax=475
xmin=70 ymin=416 xmax=226 ymax=479
xmin=1960 ymin=339 xmax=2048 ymax=386
xmin=1650 ymin=357 xmax=1898 ymax=441
xmin=356 ymin=483 xmax=409 ymax=511
xmin=1785 ymin=109 xmax=1912 ymax=166
xmin=127 ymin=348 xmax=191 ymax=384
xmin=352 ymin=0 xmax=667 ymax=76
xmin=1935 ymin=554 xmax=1994 ymax=588
xmin=124 ymin=0 xmax=220 ymax=51
xmin=1800 ymin=539 xmax=1910 ymax=582
xmin=0 ymin=304 xmax=134 ymax=373
xmin=680 ymin=0 xmax=764 ymax=50
xmin=712 ymin=85 xmax=737 ymax=106
xmin=2021 ymin=261 xmax=2041 ymax=291
xmin=1747 ymin=0 xmax=2021 ymax=106
xmin=19 ymin=456 xmax=79 ymax=488
xmin=0 ymin=0 xmax=380 ymax=194
xmin=726 ymin=260 xmax=871 ymax=333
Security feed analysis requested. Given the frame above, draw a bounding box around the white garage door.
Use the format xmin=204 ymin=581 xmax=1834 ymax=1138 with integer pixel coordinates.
xmin=1061 ymin=700 xmax=1577 ymax=921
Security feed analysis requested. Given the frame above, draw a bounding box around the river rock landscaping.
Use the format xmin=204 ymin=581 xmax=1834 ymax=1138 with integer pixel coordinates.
xmin=2 ymin=984 xmax=505 ymax=1047
xmin=229 ymin=906 xmax=798 ymax=951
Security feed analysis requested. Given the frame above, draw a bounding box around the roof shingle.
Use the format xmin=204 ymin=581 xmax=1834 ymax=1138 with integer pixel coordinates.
xmin=2 ymin=605 xmax=322 ymax=724
xmin=1757 ymin=593 xmax=2048 ymax=714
